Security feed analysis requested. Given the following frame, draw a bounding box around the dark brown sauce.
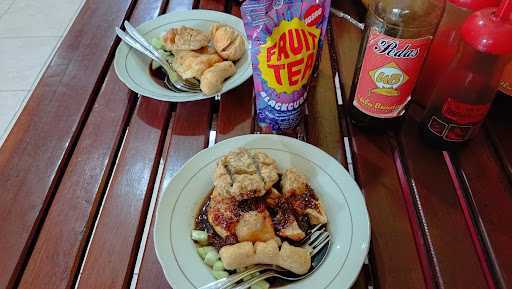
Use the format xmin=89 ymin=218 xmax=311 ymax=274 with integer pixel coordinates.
xmin=148 ymin=64 xmax=167 ymax=88
xmin=193 ymin=188 xmax=325 ymax=288
xmin=195 ymin=191 xmax=238 ymax=249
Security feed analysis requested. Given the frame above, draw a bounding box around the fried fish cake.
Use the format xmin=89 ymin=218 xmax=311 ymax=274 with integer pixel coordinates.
xmin=211 ymin=23 xmax=246 ymax=61
xmin=173 ymin=50 xmax=222 ymax=79
xmin=212 ymin=148 xmax=279 ymax=200
xmin=162 ymin=26 xmax=209 ymax=51
xmin=281 ymin=169 xmax=328 ymax=225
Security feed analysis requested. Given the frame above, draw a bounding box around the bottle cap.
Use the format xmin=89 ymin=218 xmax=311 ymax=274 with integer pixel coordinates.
xmin=448 ymin=0 xmax=499 ymax=11
xmin=461 ymin=0 xmax=512 ymax=55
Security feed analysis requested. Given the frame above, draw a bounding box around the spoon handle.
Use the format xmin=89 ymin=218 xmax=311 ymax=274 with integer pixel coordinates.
xmin=124 ymin=21 xmax=162 ymax=57
xmin=115 ymin=28 xmax=163 ymax=65
xmin=123 ymin=21 xmax=174 ymax=73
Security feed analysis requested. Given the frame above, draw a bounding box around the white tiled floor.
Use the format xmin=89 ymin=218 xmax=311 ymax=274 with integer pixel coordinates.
xmin=0 ymin=0 xmax=85 ymax=147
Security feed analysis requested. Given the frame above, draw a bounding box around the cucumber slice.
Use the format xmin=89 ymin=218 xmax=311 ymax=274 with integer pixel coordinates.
xmin=204 ymin=250 xmax=220 ymax=266
xmin=151 ymin=37 xmax=164 ymax=50
xmin=250 ymin=280 xmax=270 ymax=289
xmin=191 ymin=230 xmax=208 ymax=243
xmin=197 ymin=246 xmax=216 ymax=259
xmin=212 ymin=270 xmax=229 ymax=280
xmin=213 ymin=260 xmax=225 ymax=271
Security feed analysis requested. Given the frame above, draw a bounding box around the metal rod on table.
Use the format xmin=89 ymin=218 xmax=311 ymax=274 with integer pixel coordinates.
xmin=330 ymin=8 xmax=365 ymax=30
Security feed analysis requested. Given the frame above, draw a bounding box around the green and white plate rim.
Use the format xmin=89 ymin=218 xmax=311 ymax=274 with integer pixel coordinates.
xmin=114 ymin=9 xmax=253 ymax=102
xmin=153 ymin=134 xmax=371 ymax=289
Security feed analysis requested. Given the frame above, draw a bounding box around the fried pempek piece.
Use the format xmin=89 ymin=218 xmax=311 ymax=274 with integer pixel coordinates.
xmin=162 ymin=26 xmax=209 ymax=51
xmin=282 ymin=169 xmax=328 ymax=225
xmin=172 ymin=50 xmax=223 ymax=80
xmin=219 ymin=239 xmax=311 ymax=275
xmin=208 ymin=149 xmax=279 ymax=241
xmin=200 ymin=61 xmax=236 ymax=95
xmin=212 ymin=148 xmax=279 ymax=200
xmin=211 ymin=23 xmax=246 ymax=61
xmin=265 ymin=188 xmax=305 ymax=241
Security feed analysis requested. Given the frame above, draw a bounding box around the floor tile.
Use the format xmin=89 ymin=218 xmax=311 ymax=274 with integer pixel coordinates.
xmin=0 ymin=0 xmax=83 ymax=37
xmin=0 ymin=90 xmax=28 ymax=145
xmin=0 ymin=0 xmax=15 ymax=18
xmin=0 ymin=36 xmax=59 ymax=90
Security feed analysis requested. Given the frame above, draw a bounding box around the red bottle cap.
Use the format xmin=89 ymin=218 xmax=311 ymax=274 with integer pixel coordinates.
xmin=448 ymin=0 xmax=499 ymax=11
xmin=461 ymin=0 xmax=512 ymax=55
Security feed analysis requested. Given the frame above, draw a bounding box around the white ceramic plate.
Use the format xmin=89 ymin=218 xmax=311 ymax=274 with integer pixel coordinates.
xmin=154 ymin=134 xmax=370 ymax=289
xmin=114 ymin=10 xmax=252 ymax=102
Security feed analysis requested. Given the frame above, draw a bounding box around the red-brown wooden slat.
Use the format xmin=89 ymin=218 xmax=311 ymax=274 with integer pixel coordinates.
xmin=216 ymin=80 xmax=254 ymax=142
xmin=398 ymin=107 xmax=491 ymax=289
xmin=198 ymin=0 xmax=225 ymax=10
xmin=331 ymin=2 xmax=430 ymax=289
xmin=76 ymin=97 xmax=170 ymax=289
xmin=17 ymin=71 xmax=137 ymax=289
xmin=480 ymin=96 xmax=512 ymax=288
xmin=215 ymin=1 xmax=254 ymax=143
xmin=307 ymin=44 xmax=346 ymax=165
xmin=0 ymin=0 xmax=138 ymax=287
xmin=15 ymin=0 xmax=168 ymax=288
xmin=487 ymin=96 xmax=512 ymax=179
xmin=454 ymin=130 xmax=512 ymax=288
xmin=136 ymin=101 xmax=212 ymax=289
xmin=135 ymin=1 xmax=225 ymax=288
xmin=348 ymin=130 xmax=428 ymax=289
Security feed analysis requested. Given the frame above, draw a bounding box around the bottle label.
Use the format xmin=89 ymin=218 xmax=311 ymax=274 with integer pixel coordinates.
xmin=353 ymin=29 xmax=432 ymax=118
xmin=499 ymin=61 xmax=512 ymax=96
xmin=442 ymin=98 xmax=491 ymax=125
xmin=427 ymin=116 xmax=474 ymax=142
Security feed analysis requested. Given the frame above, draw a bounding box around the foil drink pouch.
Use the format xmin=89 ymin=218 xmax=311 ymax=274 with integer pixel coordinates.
xmin=241 ymin=0 xmax=332 ymax=136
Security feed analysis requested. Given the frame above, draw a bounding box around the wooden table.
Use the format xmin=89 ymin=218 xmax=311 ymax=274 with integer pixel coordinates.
xmin=0 ymin=0 xmax=511 ymax=289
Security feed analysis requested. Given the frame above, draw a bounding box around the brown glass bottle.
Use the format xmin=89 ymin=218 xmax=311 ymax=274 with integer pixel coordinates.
xmin=348 ymin=0 xmax=445 ymax=128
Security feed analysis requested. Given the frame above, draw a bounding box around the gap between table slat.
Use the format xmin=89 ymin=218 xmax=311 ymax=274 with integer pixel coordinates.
xmin=75 ymin=97 xmax=171 ymax=289
xmin=16 ymin=69 xmax=138 ymax=289
xmin=134 ymin=1 xmax=229 ymax=288
xmin=448 ymin=130 xmax=512 ymax=289
xmin=331 ymin=2 xmax=432 ymax=289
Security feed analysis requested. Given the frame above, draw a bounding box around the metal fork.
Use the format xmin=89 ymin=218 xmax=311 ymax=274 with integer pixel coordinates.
xmin=115 ymin=22 xmax=200 ymax=93
xmin=199 ymin=225 xmax=330 ymax=289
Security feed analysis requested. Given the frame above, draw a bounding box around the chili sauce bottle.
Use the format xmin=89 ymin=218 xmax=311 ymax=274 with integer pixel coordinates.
xmin=421 ymin=3 xmax=512 ymax=149
xmin=348 ymin=0 xmax=445 ymax=128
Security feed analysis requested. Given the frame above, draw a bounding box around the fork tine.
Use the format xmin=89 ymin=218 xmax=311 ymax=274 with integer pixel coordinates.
xmin=178 ymin=80 xmax=200 ymax=90
xmin=301 ymin=226 xmax=326 ymax=247
xmin=309 ymin=231 xmax=329 ymax=249
xmin=310 ymin=224 xmax=323 ymax=235
xmin=311 ymin=234 xmax=331 ymax=256
xmin=299 ymin=224 xmax=323 ymax=245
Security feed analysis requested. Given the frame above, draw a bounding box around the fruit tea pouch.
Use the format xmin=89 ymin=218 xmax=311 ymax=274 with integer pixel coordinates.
xmin=241 ymin=0 xmax=331 ymax=136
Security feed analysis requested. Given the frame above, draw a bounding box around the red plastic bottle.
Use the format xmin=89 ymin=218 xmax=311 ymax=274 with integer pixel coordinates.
xmin=498 ymin=60 xmax=512 ymax=96
xmin=414 ymin=0 xmax=499 ymax=107
xmin=421 ymin=2 xmax=512 ymax=149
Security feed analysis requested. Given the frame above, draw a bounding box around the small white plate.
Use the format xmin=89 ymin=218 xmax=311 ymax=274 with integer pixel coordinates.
xmin=154 ymin=134 xmax=370 ymax=289
xmin=114 ymin=10 xmax=252 ymax=102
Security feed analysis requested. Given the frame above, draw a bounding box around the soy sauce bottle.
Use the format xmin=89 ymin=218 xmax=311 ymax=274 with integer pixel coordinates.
xmin=421 ymin=2 xmax=512 ymax=149
xmin=348 ymin=0 xmax=445 ymax=128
